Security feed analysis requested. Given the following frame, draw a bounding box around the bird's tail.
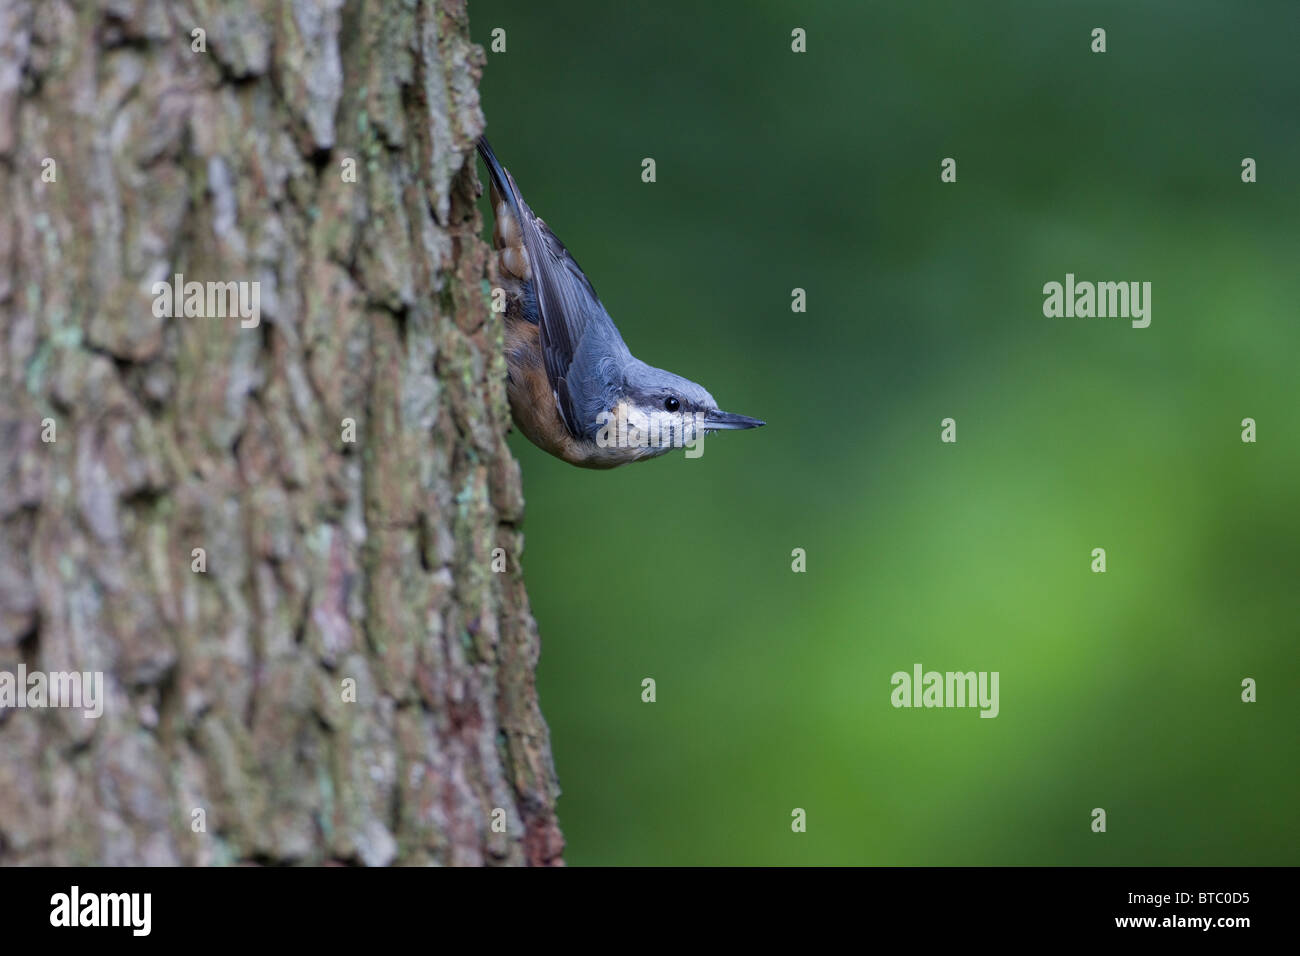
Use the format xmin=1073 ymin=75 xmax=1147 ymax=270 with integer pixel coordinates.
xmin=476 ymin=136 xmax=522 ymax=218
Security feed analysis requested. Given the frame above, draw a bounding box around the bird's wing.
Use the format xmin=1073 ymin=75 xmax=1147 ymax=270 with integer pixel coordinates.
xmin=523 ymin=218 xmax=621 ymax=437
xmin=477 ymin=138 xmax=622 ymax=438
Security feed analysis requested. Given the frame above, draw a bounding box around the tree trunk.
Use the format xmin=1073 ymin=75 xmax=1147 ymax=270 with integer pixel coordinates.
xmin=0 ymin=0 xmax=562 ymax=866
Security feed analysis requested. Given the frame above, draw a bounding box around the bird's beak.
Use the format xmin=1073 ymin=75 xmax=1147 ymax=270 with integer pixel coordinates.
xmin=703 ymin=410 xmax=766 ymax=431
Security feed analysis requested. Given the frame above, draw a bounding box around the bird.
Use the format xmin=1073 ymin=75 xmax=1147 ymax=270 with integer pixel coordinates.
xmin=476 ymin=137 xmax=764 ymax=468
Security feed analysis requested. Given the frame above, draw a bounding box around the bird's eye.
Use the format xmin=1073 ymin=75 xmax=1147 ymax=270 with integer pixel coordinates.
xmin=664 ymin=396 xmax=680 ymax=412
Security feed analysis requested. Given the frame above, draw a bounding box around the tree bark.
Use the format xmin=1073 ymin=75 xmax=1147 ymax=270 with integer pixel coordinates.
xmin=0 ymin=0 xmax=562 ymax=866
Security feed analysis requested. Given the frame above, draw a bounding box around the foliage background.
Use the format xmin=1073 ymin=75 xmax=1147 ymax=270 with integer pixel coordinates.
xmin=472 ymin=0 xmax=1299 ymax=865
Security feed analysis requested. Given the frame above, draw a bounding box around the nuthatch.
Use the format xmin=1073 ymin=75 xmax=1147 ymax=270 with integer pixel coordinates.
xmin=477 ymin=138 xmax=764 ymax=468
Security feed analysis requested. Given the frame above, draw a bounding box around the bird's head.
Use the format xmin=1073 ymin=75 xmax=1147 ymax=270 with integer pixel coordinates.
xmin=595 ymin=360 xmax=763 ymax=458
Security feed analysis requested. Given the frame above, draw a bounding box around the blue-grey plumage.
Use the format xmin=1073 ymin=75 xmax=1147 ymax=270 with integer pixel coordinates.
xmin=477 ymin=137 xmax=764 ymax=468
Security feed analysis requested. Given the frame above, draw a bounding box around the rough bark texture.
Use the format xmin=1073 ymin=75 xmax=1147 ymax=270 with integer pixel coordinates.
xmin=0 ymin=0 xmax=563 ymax=866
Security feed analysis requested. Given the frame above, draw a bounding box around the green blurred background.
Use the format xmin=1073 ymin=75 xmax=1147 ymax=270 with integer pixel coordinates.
xmin=471 ymin=0 xmax=1299 ymax=864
